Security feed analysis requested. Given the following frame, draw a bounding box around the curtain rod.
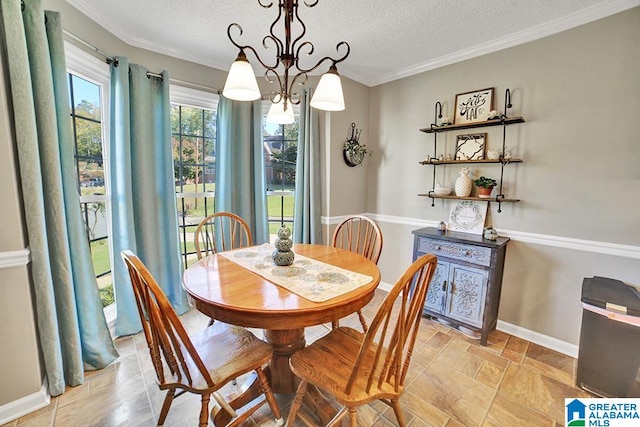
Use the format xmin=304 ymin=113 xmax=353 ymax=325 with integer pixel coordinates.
xmin=62 ymin=29 xmax=118 ymax=65
xmin=62 ymin=29 xmax=220 ymax=93
xmin=146 ymin=71 xmax=164 ymax=79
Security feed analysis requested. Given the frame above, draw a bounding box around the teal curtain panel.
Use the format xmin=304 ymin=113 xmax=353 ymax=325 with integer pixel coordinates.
xmin=0 ymin=0 xmax=118 ymax=396
xmin=109 ymin=58 xmax=189 ymax=336
xmin=293 ymin=89 xmax=322 ymax=244
xmin=214 ymin=95 xmax=269 ymax=244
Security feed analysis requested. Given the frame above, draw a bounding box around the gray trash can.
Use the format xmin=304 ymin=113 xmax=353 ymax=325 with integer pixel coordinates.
xmin=576 ymin=276 xmax=640 ymax=397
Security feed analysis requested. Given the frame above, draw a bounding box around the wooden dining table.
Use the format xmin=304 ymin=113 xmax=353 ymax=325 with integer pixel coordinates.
xmin=182 ymin=243 xmax=381 ymax=423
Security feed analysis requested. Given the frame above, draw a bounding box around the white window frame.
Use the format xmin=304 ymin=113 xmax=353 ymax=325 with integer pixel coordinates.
xmin=64 ymin=41 xmax=116 ymax=324
xmin=170 ymin=85 xmax=218 ymax=201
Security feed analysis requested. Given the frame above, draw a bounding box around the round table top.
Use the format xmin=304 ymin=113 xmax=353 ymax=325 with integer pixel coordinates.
xmin=182 ymin=243 xmax=381 ymax=330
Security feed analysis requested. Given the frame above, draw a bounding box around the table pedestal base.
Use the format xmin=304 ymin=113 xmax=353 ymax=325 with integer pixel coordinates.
xmin=213 ymin=328 xmax=337 ymax=426
xmin=264 ymin=328 xmax=306 ymax=394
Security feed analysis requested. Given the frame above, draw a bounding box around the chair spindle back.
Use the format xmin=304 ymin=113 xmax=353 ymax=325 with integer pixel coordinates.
xmin=122 ymin=250 xmax=214 ymax=390
xmin=345 ymin=253 xmax=437 ymax=395
xmin=332 ymin=215 xmax=383 ymax=264
xmin=194 ymin=212 xmax=252 ymax=259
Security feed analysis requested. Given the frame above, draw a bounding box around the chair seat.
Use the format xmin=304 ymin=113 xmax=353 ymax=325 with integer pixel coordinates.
xmin=160 ymin=322 xmax=272 ymax=393
xmin=286 ymin=254 xmax=437 ymax=427
xmin=290 ymin=327 xmax=401 ymax=405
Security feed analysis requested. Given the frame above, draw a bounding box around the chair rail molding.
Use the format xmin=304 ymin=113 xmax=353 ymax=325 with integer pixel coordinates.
xmin=328 ymin=213 xmax=640 ymax=260
xmin=0 ymin=248 xmax=30 ymax=270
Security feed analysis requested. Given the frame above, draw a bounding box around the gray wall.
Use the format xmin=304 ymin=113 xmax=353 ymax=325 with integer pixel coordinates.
xmin=0 ymin=32 xmax=44 ymax=408
xmin=367 ymin=8 xmax=640 ymax=347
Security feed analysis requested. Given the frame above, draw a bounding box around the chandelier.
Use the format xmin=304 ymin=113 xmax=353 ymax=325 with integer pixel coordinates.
xmin=222 ymin=0 xmax=351 ymax=124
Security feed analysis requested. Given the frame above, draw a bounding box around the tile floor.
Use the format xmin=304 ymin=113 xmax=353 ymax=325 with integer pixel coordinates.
xmin=2 ymin=290 xmax=593 ymax=426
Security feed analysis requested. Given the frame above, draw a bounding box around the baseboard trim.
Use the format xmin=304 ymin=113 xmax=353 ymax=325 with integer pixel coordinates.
xmin=497 ymin=320 xmax=579 ymax=358
xmin=378 ymin=281 xmax=578 ymax=357
xmin=378 ymin=281 xmax=393 ymax=293
xmin=0 ymin=248 xmax=30 ymax=270
xmin=0 ymin=379 xmax=50 ymax=425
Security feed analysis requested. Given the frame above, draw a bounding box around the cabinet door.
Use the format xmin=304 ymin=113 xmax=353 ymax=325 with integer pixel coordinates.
xmin=424 ymin=261 xmax=449 ymax=315
xmin=445 ymin=264 xmax=488 ymax=327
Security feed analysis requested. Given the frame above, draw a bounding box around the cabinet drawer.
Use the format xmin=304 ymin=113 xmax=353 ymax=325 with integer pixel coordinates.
xmin=417 ymin=237 xmax=491 ymax=267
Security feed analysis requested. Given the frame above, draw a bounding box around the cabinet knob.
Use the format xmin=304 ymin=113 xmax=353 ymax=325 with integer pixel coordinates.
xmin=436 ymin=246 xmax=442 ymax=251
xmin=465 ymin=250 xmax=472 ymax=256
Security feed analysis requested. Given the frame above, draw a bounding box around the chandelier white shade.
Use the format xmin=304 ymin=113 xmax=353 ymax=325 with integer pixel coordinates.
xmin=224 ymin=0 xmax=350 ymax=116
xmin=266 ymin=97 xmax=295 ymax=124
xmin=222 ymin=52 xmax=261 ymax=101
xmin=310 ymin=66 xmax=345 ymax=111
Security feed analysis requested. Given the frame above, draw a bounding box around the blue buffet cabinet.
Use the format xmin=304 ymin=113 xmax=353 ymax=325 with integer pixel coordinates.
xmin=412 ymin=227 xmax=510 ymax=345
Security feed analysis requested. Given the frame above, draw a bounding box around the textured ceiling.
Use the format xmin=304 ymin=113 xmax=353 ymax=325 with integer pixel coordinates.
xmin=65 ymin=0 xmax=638 ymax=86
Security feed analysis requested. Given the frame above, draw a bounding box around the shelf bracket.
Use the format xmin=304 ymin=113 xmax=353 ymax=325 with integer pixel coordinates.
xmin=504 ymin=88 xmax=512 ymax=117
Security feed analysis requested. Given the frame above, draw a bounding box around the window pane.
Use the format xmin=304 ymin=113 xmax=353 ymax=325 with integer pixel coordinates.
xmin=75 ymin=117 xmax=103 ymax=158
xmin=172 ymin=103 xmax=217 ymax=267
xmin=71 ymin=74 xmax=101 ymax=120
xmin=178 ymin=136 xmax=198 ymax=183
xmin=81 ymin=201 xmax=108 ymax=240
xmin=203 ymin=136 xmax=215 ymax=184
xmin=204 ymin=110 xmax=216 ymax=138
xmin=170 ymin=105 xmax=180 ymax=134
xmin=89 ymin=237 xmax=111 ymax=276
xmin=97 ymin=273 xmax=114 ymax=308
xmin=263 ymin=120 xmax=298 ymax=239
xmin=180 ymin=106 xmax=203 ymax=136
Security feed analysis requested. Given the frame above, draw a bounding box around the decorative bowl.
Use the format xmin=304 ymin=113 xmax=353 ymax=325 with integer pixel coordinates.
xmin=434 ymin=187 xmax=451 ymax=196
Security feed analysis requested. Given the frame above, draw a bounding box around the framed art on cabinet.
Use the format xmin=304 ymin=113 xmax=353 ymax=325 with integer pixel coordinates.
xmin=448 ymin=201 xmax=487 ymax=235
xmin=454 ymin=88 xmax=494 ymax=124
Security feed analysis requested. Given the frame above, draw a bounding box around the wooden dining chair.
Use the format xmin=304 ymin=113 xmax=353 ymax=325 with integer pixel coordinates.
xmin=194 ymin=211 xmax=252 ymax=260
xmin=285 ymin=253 xmax=438 ymax=427
xmin=193 ymin=211 xmax=253 ymax=328
xmin=121 ymin=250 xmax=282 ymax=427
xmin=331 ymin=214 xmax=383 ymax=331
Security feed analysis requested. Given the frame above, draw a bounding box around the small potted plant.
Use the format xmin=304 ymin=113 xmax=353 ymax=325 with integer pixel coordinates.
xmin=474 ymin=176 xmax=497 ymax=198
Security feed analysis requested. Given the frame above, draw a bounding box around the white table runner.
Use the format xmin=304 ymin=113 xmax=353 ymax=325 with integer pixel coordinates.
xmin=219 ymin=244 xmax=373 ymax=302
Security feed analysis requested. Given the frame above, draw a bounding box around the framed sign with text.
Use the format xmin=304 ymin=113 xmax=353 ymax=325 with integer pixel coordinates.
xmin=454 ymin=88 xmax=494 ymax=124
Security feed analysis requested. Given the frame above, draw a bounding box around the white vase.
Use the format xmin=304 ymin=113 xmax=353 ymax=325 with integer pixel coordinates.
xmin=455 ymin=167 xmax=472 ymax=197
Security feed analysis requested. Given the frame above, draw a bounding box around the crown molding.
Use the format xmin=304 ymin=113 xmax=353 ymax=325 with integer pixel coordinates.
xmin=64 ymin=0 xmax=129 ymax=45
xmin=368 ymin=0 xmax=640 ymax=86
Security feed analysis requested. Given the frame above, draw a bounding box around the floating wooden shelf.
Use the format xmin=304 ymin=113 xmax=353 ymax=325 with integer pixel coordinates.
xmin=418 ymin=158 xmax=522 ymax=166
xmin=417 ymin=193 xmax=521 ymax=203
xmin=419 ymin=116 xmax=525 ymax=133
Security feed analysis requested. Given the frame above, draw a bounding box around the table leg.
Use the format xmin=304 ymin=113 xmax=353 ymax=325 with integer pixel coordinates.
xmin=264 ymin=328 xmax=306 ymax=394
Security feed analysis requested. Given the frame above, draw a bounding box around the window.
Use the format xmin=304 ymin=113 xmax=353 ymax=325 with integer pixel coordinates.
xmin=263 ymin=119 xmax=299 ymax=238
xmin=65 ymin=42 xmax=113 ymax=309
xmin=170 ymin=89 xmax=300 ymax=264
xmin=170 ymin=86 xmax=218 ymax=267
